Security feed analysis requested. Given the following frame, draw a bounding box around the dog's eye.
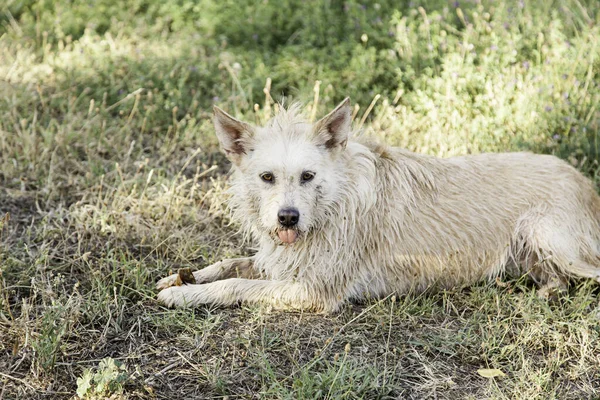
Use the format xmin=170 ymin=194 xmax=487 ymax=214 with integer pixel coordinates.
xmin=301 ymin=171 xmax=315 ymax=183
xmin=260 ymin=172 xmax=274 ymax=183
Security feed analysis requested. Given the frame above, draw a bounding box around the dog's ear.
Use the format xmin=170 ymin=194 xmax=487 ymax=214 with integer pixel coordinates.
xmin=312 ymin=98 xmax=351 ymax=150
xmin=213 ymin=106 xmax=255 ymax=164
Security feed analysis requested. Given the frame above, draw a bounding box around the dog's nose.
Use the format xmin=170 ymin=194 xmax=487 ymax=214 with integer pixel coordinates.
xmin=278 ymin=208 xmax=299 ymax=227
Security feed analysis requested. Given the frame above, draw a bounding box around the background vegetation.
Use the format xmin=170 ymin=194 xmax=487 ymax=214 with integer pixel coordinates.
xmin=1 ymin=0 xmax=599 ymax=398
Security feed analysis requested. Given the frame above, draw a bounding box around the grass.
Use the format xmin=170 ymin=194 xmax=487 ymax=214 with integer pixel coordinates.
xmin=1 ymin=0 xmax=600 ymax=398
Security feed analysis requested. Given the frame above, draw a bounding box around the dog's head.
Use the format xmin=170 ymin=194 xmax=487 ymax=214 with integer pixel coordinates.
xmin=213 ymin=99 xmax=352 ymax=245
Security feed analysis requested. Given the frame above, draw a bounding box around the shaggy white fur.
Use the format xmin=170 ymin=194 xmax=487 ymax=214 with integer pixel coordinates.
xmin=157 ymin=99 xmax=600 ymax=312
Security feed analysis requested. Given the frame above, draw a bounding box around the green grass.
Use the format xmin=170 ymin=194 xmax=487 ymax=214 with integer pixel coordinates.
xmin=1 ymin=0 xmax=600 ymax=398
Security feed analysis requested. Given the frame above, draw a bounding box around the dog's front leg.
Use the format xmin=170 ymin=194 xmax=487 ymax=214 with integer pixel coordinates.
xmin=156 ymin=257 xmax=257 ymax=290
xmin=157 ymin=278 xmax=340 ymax=313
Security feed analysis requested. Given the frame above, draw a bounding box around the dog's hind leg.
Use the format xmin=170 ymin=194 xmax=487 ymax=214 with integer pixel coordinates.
xmin=519 ymin=211 xmax=600 ymax=296
xmin=156 ymin=257 xmax=257 ymax=290
xmin=538 ymin=232 xmax=600 ymax=283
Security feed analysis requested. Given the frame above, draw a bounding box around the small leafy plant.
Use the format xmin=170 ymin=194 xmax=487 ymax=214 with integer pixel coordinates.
xmin=76 ymin=358 xmax=129 ymax=399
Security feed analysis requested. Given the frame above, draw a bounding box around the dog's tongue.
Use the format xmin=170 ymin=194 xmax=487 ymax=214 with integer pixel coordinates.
xmin=278 ymin=229 xmax=297 ymax=244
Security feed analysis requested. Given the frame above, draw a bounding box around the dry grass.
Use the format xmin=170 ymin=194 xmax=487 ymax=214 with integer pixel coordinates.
xmin=1 ymin=1 xmax=600 ymax=398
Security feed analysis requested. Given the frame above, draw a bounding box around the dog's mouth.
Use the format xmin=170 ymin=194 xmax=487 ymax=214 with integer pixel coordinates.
xmin=275 ymin=228 xmax=299 ymax=245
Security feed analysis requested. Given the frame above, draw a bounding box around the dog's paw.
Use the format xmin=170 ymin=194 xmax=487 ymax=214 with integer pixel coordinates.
xmin=157 ymin=285 xmax=210 ymax=308
xmin=156 ymin=274 xmax=179 ymax=290
xmin=157 ymin=286 xmax=192 ymax=308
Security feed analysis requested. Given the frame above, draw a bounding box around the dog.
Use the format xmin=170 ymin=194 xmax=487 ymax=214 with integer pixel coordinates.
xmin=157 ymin=99 xmax=600 ymax=313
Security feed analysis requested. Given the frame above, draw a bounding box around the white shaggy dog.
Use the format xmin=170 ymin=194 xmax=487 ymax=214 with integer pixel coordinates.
xmin=157 ymin=99 xmax=600 ymax=312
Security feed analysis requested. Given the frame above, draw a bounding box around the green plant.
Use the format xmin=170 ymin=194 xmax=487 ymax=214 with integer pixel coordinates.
xmin=76 ymin=358 xmax=129 ymax=399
